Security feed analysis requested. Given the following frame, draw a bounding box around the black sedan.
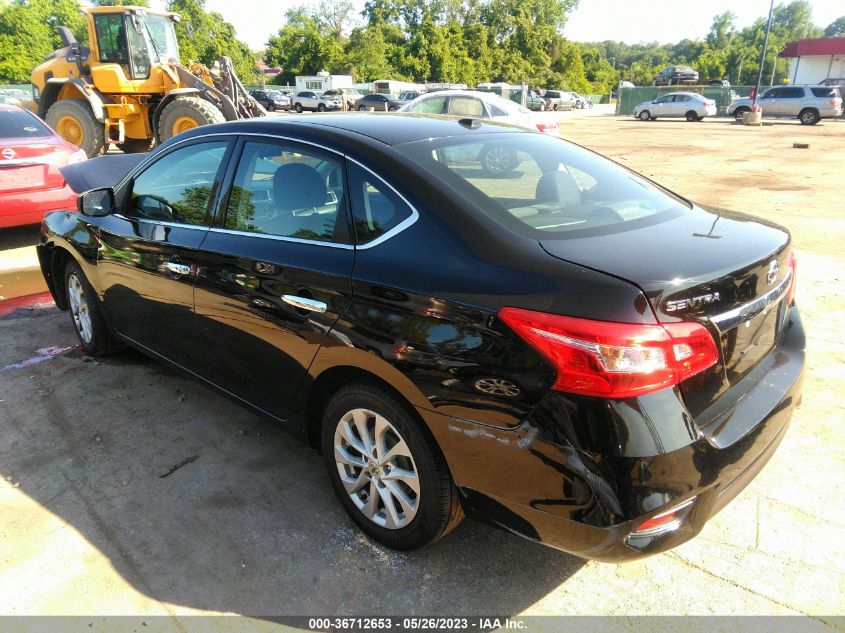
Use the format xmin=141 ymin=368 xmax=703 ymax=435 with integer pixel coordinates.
xmin=248 ymin=89 xmax=291 ymax=112
xmin=37 ymin=114 xmax=804 ymax=561
xmin=356 ymin=93 xmax=403 ymax=111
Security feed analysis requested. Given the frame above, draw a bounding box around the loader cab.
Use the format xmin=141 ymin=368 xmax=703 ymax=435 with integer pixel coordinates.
xmin=90 ymin=9 xmax=181 ymax=81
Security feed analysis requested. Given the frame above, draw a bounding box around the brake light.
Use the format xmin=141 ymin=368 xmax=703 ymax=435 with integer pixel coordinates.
xmin=498 ymin=308 xmax=719 ymax=398
xmin=536 ymin=121 xmax=558 ymax=134
xmin=631 ymin=498 xmax=696 ymax=536
xmin=786 ymin=253 xmax=797 ymax=306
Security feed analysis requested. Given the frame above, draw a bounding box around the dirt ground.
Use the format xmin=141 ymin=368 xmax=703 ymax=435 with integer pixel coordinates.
xmin=0 ymin=110 xmax=843 ymax=627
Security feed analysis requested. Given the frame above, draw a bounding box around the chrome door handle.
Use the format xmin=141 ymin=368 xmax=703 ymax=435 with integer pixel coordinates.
xmin=282 ymin=295 xmax=327 ymax=313
xmin=165 ymin=262 xmax=191 ymax=275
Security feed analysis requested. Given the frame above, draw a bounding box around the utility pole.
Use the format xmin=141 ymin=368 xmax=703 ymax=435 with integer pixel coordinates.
xmin=752 ymin=0 xmax=776 ymax=107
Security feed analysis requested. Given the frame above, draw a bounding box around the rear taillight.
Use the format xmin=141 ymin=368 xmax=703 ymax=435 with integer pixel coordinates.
xmin=786 ymin=253 xmax=797 ymax=306
xmin=536 ymin=121 xmax=558 ymax=134
xmin=630 ymin=498 xmax=696 ymax=537
xmin=498 ymin=308 xmax=719 ymax=398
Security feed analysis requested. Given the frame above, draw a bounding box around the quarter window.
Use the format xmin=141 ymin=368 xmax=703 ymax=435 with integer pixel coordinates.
xmin=224 ymin=141 xmax=348 ymax=243
xmin=348 ymin=163 xmax=414 ymax=245
xmin=127 ymin=141 xmax=229 ymax=225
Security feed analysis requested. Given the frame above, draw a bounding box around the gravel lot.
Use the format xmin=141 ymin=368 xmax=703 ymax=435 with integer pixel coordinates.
xmin=0 ymin=110 xmax=843 ymax=626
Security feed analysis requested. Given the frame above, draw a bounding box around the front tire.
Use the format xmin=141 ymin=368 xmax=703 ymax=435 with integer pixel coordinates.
xmin=64 ymin=261 xmax=123 ymax=356
xmin=639 ymin=110 xmax=651 ymax=121
xmin=733 ymin=106 xmax=750 ymax=121
xmin=46 ymin=99 xmax=106 ymax=158
xmin=799 ymin=108 xmax=820 ymax=125
xmin=295 ymin=103 xmax=303 ymax=113
xmin=317 ymin=103 xmax=326 ymax=112
xmin=157 ymin=97 xmax=225 ymax=143
xmin=322 ymin=384 xmax=463 ymax=550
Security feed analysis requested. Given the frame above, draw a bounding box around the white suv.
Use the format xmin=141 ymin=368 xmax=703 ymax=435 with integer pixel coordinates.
xmin=729 ymin=85 xmax=843 ymax=125
xmin=292 ymin=91 xmax=342 ymax=113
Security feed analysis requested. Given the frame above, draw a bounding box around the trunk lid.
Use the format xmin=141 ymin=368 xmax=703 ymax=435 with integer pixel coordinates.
xmin=540 ymin=205 xmax=793 ymax=416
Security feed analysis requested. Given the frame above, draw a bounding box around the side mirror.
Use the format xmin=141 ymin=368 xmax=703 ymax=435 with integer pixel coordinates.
xmin=78 ymin=188 xmax=113 ymax=217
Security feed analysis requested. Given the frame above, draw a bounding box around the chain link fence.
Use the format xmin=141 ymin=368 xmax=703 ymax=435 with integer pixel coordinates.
xmin=616 ymin=85 xmax=756 ymax=116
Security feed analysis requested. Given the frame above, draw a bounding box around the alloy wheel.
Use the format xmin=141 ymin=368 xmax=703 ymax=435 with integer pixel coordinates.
xmin=333 ymin=408 xmax=420 ymax=529
xmin=67 ymin=273 xmax=92 ymax=344
xmin=482 ymin=147 xmax=513 ymax=174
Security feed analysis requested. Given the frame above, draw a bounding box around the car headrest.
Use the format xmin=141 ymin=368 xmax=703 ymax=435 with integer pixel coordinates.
xmin=272 ymin=163 xmax=326 ymax=212
xmin=535 ymin=171 xmax=582 ymax=207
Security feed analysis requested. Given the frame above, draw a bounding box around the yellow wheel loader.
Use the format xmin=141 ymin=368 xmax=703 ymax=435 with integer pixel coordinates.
xmin=30 ymin=5 xmax=265 ymax=157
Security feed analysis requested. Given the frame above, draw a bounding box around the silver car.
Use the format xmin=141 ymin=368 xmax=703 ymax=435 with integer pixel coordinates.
xmin=292 ymin=91 xmax=342 ymax=113
xmin=728 ymin=85 xmax=843 ymax=125
xmin=633 ymin=92 xmax=717 ymax=121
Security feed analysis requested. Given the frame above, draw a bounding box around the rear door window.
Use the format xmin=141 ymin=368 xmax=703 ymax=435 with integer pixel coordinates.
xmin=449 ymin=97 xmax=485 ymax=117
xmin=781 ymin=87 xmax=804 ymax=98
xmin=223 ymin=140 xmax=349 ymax=244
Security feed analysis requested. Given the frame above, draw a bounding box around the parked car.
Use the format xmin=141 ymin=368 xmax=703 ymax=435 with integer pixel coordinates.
xmin=542 ymin=90 xmax=575 ymax=111
xmin=633 ymin=92 xmax=717 ymax=121
xmin=323 ymin=88 xmax=362 ymax=109
xmin=40 ymin=113 xmax=803 ymax=560
xmin=355 ymin=93 xmax=403 ymax=111
xmin=563 ymin=91 xmax=591 ymax=109
xmin=0 ymin=104 xmax=84 ymax=228
xmin=401 ymin=90 xmax=558 ymax=139
xmin=249 ymin=89 xmax=291 ymax=112
xmin=652 ymin=66 xmax=699 ymax=86
xmin=728 ymin=85 xmax=843 ymax=125
xmin=292 ymin=91 xmax=342 ymax=113
xmin=399 ymin=91 xmax=422 ymax=102
xmin=511 ymin=89 xmax=546 ymax=111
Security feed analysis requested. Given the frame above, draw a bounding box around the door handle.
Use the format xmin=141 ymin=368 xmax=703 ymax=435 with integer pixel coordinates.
xmin=282 ymin=295 xmax=327 ymax=313
xmin=165 ymin=262 xmax=192 ymax=276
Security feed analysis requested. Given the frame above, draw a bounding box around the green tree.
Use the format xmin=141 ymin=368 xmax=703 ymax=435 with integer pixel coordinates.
xmin=824 ymin=16 xmax=845 ymax=37
xmin=167 ymin=0 xmax=257 ymax=81
xmin=265 ymin=7 xmax=345 ymax=83
xmin=0 ymin=0 xmax=86 ymax=83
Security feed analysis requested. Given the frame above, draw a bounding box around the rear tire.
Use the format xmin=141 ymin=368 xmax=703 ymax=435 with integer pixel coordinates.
xmin=64 ymin=260 xmax=124 ymax=356
xmin=321 ymin=383 xmax=463 ymax=550
xmin=799 ymin=108 xmax=820 ymax=125
xmin=117 ymin=137 xmax=154 ymax=153
xmin=480 ymin=145 xmax=518 ymax=176
xmin=295 ymin=103 xmax=303 ymax=113
xmin=46 ymin=99 xmax=106 ymax=158
xmin=639 ymin=110 xmax=651 ymax=121
xmin=358 ymin=105 xmax=366 ymax=111
xmin=157 ymin=97 xmax=225 ymax=143
xmin=685 ymin=110 xmax=698 ymax=122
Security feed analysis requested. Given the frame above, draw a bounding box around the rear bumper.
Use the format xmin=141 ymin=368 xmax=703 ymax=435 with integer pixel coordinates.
xmin=422 ymin=306 xmax=805 ymax=562
xmin=0 ymin=185 xmax=76 ymax=229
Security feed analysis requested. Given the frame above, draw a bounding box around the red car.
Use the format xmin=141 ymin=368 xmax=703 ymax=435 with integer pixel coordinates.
xmin=0 ymin=104 xmax=85 ymax=228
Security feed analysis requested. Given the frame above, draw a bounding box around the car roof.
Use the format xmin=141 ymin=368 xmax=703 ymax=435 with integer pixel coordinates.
xmin=180 ymin=112 xmax=528 ymax=148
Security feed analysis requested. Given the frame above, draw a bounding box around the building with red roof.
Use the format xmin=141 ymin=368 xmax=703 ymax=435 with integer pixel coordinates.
xmin=781 ymin=38 xmax=845 ymax=85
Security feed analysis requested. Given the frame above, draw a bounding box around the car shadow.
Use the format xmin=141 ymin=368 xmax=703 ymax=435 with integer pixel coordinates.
xmin=0 ymin=224 xmax=41 ymax=252
xmin=0 ymin=309 xmax=585 ymax=616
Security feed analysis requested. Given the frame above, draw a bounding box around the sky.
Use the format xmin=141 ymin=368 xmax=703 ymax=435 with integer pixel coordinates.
xmin=151 ymin=0 xmax=844 ymax=50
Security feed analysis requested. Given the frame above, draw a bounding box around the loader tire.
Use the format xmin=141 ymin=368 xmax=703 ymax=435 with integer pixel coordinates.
xmin=46 ymin=100 xmax=106 ymax=158
xmin=117 ymin=138 xmax=155 ymax=153
xmin=157 ymin=97 xmax=226 ymax=142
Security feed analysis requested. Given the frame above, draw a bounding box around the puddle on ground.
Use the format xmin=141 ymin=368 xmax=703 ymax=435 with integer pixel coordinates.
xmin=0 ymin=346 xmax=78 ymax=373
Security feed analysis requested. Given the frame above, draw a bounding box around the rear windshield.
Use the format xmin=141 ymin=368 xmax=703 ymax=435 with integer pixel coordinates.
xmin=396 ymin=133 xmax=689 ymax=238
xmin=811 ymin=87 xmax=839 ymax=98
xmin=0 ymin=110 xmax=51 ymax=138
